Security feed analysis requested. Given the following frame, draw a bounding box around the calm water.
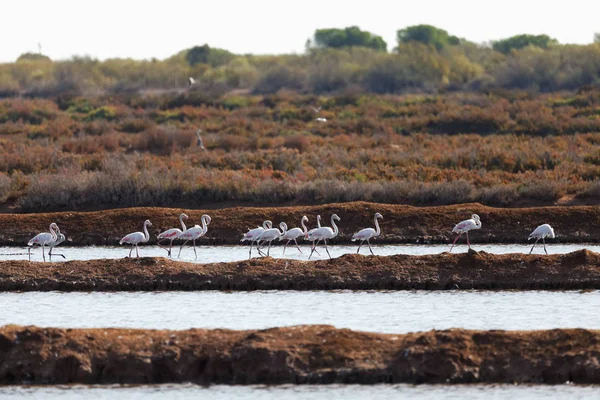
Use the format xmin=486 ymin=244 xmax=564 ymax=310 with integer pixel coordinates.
xmin=0 ymin=383 xmax=597 ymax=400
xmin=2 ymin=243 xmax=599 ymax=263
xmin=0 ymin=291 xmax=598 ymax=332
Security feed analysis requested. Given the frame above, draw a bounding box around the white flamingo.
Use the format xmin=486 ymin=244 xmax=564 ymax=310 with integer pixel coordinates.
xmin=528 ymin=224 xmax=555 ymax=255
xmin=28 ymin=222 xmax=59 ymax=262
xmin=449 ymin=214 xmax=481 ymax=252
xmin=119 ymin=219 xmax=152 ymax=258
xmin=352 ymin=213 xmax=383 ymax=255
xmin=279 ymin=216 xmax=309 ymax=255
xmin=241 ymin=220 xmax=272 ymax=259
xmin=307 ymin=214 xmax=341 ymax=259
xmin=304 ymin=215 xmax=322 ymax=256
xmin=157 ymin=213 xmax=188 ymax=257
xmin=178 ymin=214 xmax=211 ymax=259
xmin=256 ymin=224 xmax=283 ymax=257
xmin=48 ymin=229 xmax=66 ymax=260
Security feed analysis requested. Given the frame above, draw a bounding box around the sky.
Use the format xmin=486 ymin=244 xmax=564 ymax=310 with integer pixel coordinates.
xmin=2 ymin=0 xmax=600 ymax=62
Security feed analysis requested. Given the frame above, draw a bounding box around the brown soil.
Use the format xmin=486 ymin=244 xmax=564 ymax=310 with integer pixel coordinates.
xmin=1 ymin=324 xmax=599 ymax=385
xmin=2 ymin=202 xmax=600 ymax=247
xmin=1 ymin=250 xmax=600 ymax=291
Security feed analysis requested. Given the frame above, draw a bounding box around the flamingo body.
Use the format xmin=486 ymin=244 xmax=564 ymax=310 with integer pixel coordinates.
xmin=28 ymin=222 xmax=59 ymax=262
xmin=178 ymin=215 xmax=211 ymax=259
xmin=528 ymin=223 xmax=555 ymax=254
xmin=449 ymin=214 xmax=481 ymax=252
xmin=241 ymin=220 xmax=272 ymax=259
xmin=256 ymin=226 xmax=283 ymax=257
xmin=308 ymin=214 xmax=341 ymax=259
xmin=157 ymin=213 xmax=188 ymax=257
xmin=352 ymin=212 xmax=383 ymax=255
xmin=120 ymin=220 xmax=152 ymax=258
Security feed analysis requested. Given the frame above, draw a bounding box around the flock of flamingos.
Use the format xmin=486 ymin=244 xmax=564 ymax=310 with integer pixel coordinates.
xmin=26 ymin=213 xmax=556 ymax=262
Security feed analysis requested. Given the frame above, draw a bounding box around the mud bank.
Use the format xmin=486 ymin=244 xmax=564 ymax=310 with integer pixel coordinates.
xmin=1 ymin=202 xmax=600 ymax=246
xmin=1 ymin=250 xmax=600 ymax=291
xmin=1 ymin=324 xmax=599 ymax=385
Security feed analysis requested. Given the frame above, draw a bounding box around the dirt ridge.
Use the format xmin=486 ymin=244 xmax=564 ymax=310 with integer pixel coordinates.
xmin=1 ymin=324 xmax=599 ymax=385
xmin=1 ymin=250 xmax=600 ymax=291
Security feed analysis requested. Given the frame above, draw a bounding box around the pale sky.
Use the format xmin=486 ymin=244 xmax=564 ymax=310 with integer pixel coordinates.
xmin=2 ymin=0 xmax=599 ymax=62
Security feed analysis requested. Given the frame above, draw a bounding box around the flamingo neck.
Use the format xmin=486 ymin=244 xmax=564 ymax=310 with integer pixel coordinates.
xmin=179 ymin=215 xmax=187 ymax=232
xmin=201 ymin=216 xmax=209 ymax=233
xmin=280 ymin=222 xmax=287 ymax=234
xmin=49 ymin=225 xmax=58 ymax=241
xmin=317 ymin=216 xmax=321 ymax=228
xmin=301 ymin=218 xmax=307 ymax=234
xmin=143 ymin=222 xmax=150 ymax=242
xmin=374 ymin=216 xmax=381 ymax=236
xmin=330 ymin=216 xmax=339 ymax=236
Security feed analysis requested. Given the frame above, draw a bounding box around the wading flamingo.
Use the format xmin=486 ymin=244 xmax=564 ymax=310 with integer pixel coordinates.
xmin=48 ymin=229 xmax=66 ymax=260
xmin=178 ymin=214 xmax=211 ymax=259
xmin=449 ymin=214 xmax=481 ymax=252
xmin=307 ymin=214 xmax=341 ymax=259
xmin=241 ymin=220 xmax=272 ymax=259
xmin=28 ymin=222 xmax=59 ymax=262
xmin=528 ymin=224 xmax=555 ymax=255
xmin=256 ymin=224 xmax=283 ymax=257
xmin=157 ymin=213 xmax=188 ymax=257
xmin=304 ymin=215 xmax=322 ymax=256
xmin=119 ymin=219 xmax=152 ymax=258
xmin=352 ymin=212 xmax=383 ymax=255
xmin=279 ymin=216 xmax=309 ymax=255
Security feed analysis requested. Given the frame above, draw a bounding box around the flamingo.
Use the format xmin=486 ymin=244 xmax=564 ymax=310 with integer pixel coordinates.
xmin=449 ymin=214 xmax=481 ymax=252
xmin=256 ymin=224 xmax=283 ymax=257
xmin=528 ymin=224 xmax=555 ymax=255
xmin=157 ymin=213 xmax=188 ymax=257
xmin=119 ymin=219 xmax=152 ymax=258
xmin=307 ymin=214 xmax=341 ymax=259
xmin=177 ymin=214 xmax=211 ymax=259
xmin=311 ymin=106 xmax=327 ymax=122
xmin=28 ymin=222 xmax=59 ymax=262
xmin=279 ymin=216 xmax=309 ymax=255
xmin=304 ymin=215 xmax=322 ymax=256
xmin=48 ymin=229 xmax=66 ymax=260
xmin=188 ymin=77 xmax=196 ymax=88
xmin=352 ymin=213 xmax=383 ymax=255
xmin=241 ymin=220 xmax=272 ymax=259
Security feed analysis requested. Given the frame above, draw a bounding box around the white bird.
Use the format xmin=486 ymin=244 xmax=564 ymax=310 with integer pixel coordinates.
xmin=195 ymin=129 xmax=206 ymax=151
xmin=528 ymin=224 xmax=555 ymax=255
xmin=188 ymin=77 xmax=196 ymax=88
xmin=157 ymin=213 xmax=188 ymax=257
xmin=449 ymin=214 xmax=482 ymax=252
xmin=28 ymin=222 xmax=59 ymax=262
xmin=315 ymin=117 xmax=327 ymax=122
xmin=307 ymin=214 xmax=341 ymax=259
xmin=119 ymin=219 xmax=152 ymax=258
xmin=241 ymin=220 xmax=272 ymax=259
xmin=279 ymin=216 xmax=309 ymax=255
xmin=311 ymin=106 xmax=322 ymax=113
xmin=48 ymin=229 xmax=66 ymax=260
xmin=304 ymin=215 xmax=322 ymax=256
xmin=256 ymin=224 xmax=283 ymax=257
xmin=178 ymin=214 xmax=211 ymax=259
xmin=352 ymin=212 xmax=383 ymax=255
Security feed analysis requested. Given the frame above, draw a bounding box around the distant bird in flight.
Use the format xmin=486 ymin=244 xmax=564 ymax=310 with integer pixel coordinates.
xmin=311 ymin=106 xmax=322 ymax=113
xmin=196 ymin=129 xmax=206 ymax=151
xmin=311 ymin=105 xmax=327 ymax=122
xmin=188 ymin=77 xmax=196 ymax=88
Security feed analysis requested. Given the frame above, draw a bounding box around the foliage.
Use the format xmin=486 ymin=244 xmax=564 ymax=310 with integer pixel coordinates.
xmin=396 ymin=25 xmax=461 ymax=50
xmin=185 ymin=44 xmax=236 ymax=67
xmin=312 ymin=26 xmax=387 ymax=51
xmin=492 ymin=34 xmax=558 ymax=54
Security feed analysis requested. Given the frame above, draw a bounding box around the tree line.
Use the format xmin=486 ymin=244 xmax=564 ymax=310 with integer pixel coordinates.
xmin=2 ymin=24 xmax=600 ymax=97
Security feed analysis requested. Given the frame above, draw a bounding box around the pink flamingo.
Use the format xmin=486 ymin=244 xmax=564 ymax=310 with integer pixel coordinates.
xmin=28 ymin=222 xmax=59 ymax=262
xmin=279 ymin=216 xmax=309 ymax=255
xmin=119 ymin=219 xmax=152 ymax=258
xmin=256 ymin=224 xmax=283 ymax=257
xmin=157 ymin=213 xmax=188 ymax=257
xmin=528 ymin=224 xmax=555 ymax=254
xmin=307 ymin=214 xmax=341 ymax=259
xmin=241 ymin=220 xmax=272 ymax=259
xmin=352 ymin=212 xmax=383 ymax=255
xmin=449 ymin=214 xmax=481 ymax=252
xmin=177 ymin=214 xmax=211 ymax=259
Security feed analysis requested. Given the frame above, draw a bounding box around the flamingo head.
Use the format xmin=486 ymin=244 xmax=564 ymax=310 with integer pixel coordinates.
xmin=302 ymin=215 xmax=309 ymax=222
xmin=144 ymin=219 xmax=152 ymax=227
xmin=332 ymin=214 xmax=340 ymax=221
xmin=202 ymin=214 xmax=212 ymax=225
xmin=181 ymin=213 xmax=189 ymax=220
xmin=279 ymin=222 xmax=288 ymax=231
xmin=471 ymin=214 xmax=480 ymax=221
xmin=50 ymin=222 xmax=59 ymax=231
xmin=263 ymin=220 xmax=273 ymax=229
xmin=375 ymin=212 xmax=383 ymax=219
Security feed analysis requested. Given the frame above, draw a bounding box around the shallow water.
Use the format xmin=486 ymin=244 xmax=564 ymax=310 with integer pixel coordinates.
xmin=0 ymin=290 xmax=598 ymax=333
xmin=2 ymin=243 xmax=598 ymax=264
xmin=0 ymin=383 xmax=598 ymax=400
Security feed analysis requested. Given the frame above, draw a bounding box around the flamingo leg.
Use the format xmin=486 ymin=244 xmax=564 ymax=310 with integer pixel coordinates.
xmin=135 ymin=244 xmax=139 ymax=258
xmin=449 ymin=233 xmax=462 ymax=252
xmin=529 ymin=238 xmax=539 ymax=254
xmin=128 ymin=245 xmax=133 ymax=258
xmin=324 ymin=239 xmax=331 ymax=259
xmin=157 ymin=239 xmax=171 ymax=256
xmin=178 ymin=240 xmax=189 ymax=258
xmin=283 ymin=240 xmax=289 ymax=255
xmin=193 ymin=239 xmax=197 ymax=260
xmin=294 ymin=239 xmax=303 ymax=254
xmin=267 ymin=241 xmax=272 ymax=256
xmin=367 ymin=239 xmax=374 ymax=255
xmin=466 ymin=232 xmax=471 ymax=248
xmin=28 ymin=247 xmax=31 ymax=261
xmin=543 ymin=237 xmax=548 ymax=255
xmin=357 ymin=240 xmax=363 ymax=254
xmin=42 ymin=244 xmax=46 ymax=262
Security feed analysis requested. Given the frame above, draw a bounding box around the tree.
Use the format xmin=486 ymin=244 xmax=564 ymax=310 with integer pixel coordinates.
xmin=312 ymin=26 xmax=387 ymax=51
xmin=16 ymin=53 xmax=51 ymax=62
xmin=492 ymin=34 xmax=558 ymax=54
xmin=185 ymin=44 xmax=235 ymax=67
xmin=396 ymin=25 xmax=460 ymax=50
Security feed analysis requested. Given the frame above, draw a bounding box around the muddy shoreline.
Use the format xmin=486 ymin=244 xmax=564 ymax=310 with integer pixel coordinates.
xmin=1 ymin=202 xmax=600 ymax=247
xmin=1 ymin=324 xmax=599 ymax=385
xmin=1 ymin=250 xmax=600 ymax=291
